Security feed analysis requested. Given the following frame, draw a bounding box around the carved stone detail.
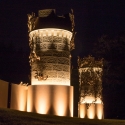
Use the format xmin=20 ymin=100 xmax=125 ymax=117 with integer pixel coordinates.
xmin=78 ymin=56 xmax=103 ymax=105
xmin=28 ymin=29 xmax=72 ymax=85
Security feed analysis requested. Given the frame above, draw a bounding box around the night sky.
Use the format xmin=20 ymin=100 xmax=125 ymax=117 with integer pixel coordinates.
xmin=0 ymin=0 xmax=125 ymax=119
xmin=1 ymin=0 xmax=125 ymax=53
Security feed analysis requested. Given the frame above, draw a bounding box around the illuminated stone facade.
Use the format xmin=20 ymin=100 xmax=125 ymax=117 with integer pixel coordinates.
xmin=27 ymin=9 xmax=74 ymax=116
xmin=27 ymin=85 xmax=73 ymax=116
xmin=78 ymin=56 xmax=104 ymax=119
xmin=28 ymin=9 xmax=75 ymax=86
xmin=29 ymin=29 xmax=72 ymax=85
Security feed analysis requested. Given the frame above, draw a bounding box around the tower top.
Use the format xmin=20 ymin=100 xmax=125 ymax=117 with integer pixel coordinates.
xmin=38 ymin=9 xmax=56 ymax=17
xmin=27 ymin=9 xmax=75 ymax=32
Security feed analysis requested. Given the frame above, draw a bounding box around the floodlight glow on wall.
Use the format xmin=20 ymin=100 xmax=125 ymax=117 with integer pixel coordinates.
xmin=27 ymin=9 xmax=75 ymax=117
xmin=78 ymin=56 xmax=104 ymax=119
xmin=29 ymin=29 xmax=72 ymax=86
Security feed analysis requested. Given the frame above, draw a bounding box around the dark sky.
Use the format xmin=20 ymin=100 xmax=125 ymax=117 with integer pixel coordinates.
xmin=1 ymin=0 xmax=125 ymax=55
xmin=0 ymin=0 xmax=125 ymax=119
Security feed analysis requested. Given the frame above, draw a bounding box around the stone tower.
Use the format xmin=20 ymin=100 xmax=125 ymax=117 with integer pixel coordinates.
xmin=27 ymin=9 xmax=75 ymax=117
xmin=78 ymin=56 xmax=104 ymax=119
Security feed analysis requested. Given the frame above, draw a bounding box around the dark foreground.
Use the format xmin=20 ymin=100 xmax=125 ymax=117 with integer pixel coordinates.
xmin=0 ymin=108 xmax=125 ymax=125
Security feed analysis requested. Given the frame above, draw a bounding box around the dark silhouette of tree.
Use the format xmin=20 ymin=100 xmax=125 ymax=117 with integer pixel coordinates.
xmin=0 ymin=42 xmax=30 ymax=84
xmin=92 ymin=34 xmax=125 ymax=119
xmin=93 ymin=35 xmax=125 ymax=85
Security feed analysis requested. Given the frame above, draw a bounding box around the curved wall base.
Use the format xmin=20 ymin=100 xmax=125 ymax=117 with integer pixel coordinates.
xmin=78 ymin=103 xmax=104 ymax=119
xmin=27 ymin=85 xmax=74 ymax=117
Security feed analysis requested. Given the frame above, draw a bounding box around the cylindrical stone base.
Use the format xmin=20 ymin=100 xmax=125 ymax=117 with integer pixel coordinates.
xmin=27 ymin=85 xmax=73 ymax=117
xmin=78 ymin=103 xmax=104 ymax=119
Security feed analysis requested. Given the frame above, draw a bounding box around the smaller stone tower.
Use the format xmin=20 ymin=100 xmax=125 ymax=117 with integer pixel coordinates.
xmin=78 ymin=56 xmax=104 ymax=119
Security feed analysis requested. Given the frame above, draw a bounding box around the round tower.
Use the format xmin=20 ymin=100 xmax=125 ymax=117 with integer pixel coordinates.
xmin=28 ymin=9 xmax=75 ymax=86
xmin=27 ymin=9 xmax=75 ymax=117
